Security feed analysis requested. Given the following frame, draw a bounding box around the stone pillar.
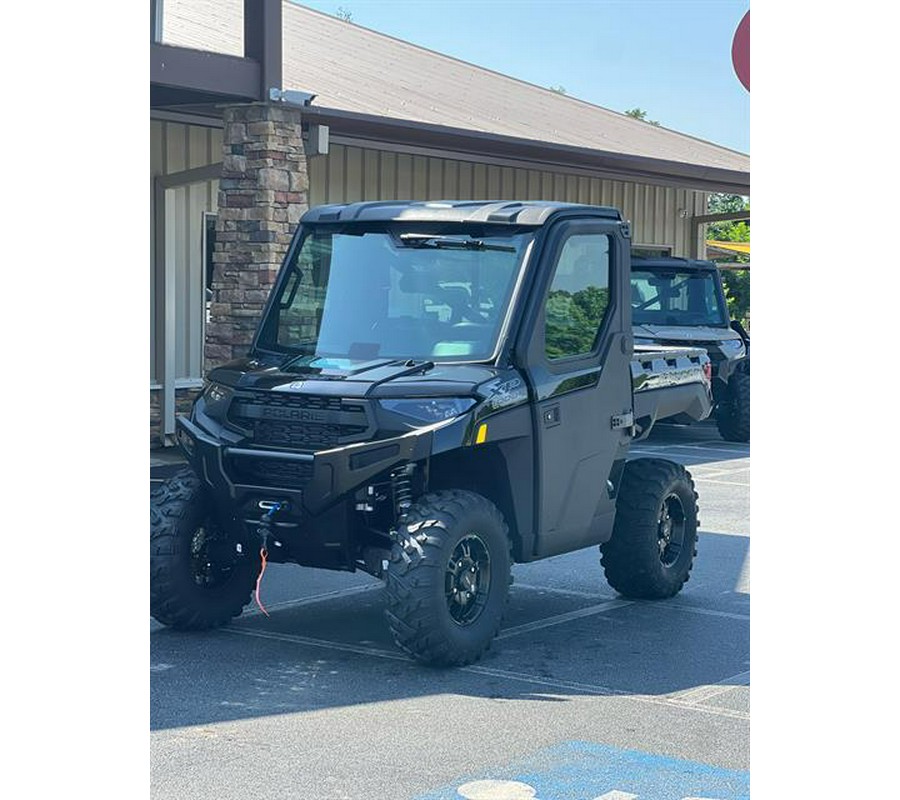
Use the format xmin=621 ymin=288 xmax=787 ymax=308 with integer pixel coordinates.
xmin=206 ymin=103 xmax=308 ymax=368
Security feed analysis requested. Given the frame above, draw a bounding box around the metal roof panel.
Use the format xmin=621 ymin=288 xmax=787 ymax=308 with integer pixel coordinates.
xmin=162 ymin=1 xmax=749 ymax=176
xmin=300 ymin=200 xmax=622 ymax=225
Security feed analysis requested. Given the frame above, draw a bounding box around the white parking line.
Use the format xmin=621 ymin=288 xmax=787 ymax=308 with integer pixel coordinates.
xmin=242 ymin=583 xmax=381 ymax=617
xmin=514 ymin=582 xmax=611 ymax=600
xmin=151 ymin=584 xmax=382 ymax=633
xmin=676 ymin=439 xmax=749 ymax=448
xmin=691 ymin=466 xmax=750 ymax=479
xmin=631 ymin=444 xmax=750 ymax=457
xmin=469 ymin=663 xmax=743 ymax=720
xmin=693 ymin=477 xmax=750 ymax=487
xmin=224 ymin=625 xmax=408 ymax=660
xmin=222 ymin=626 xmax=749 ymax=721
xmin=497 ymin=599 xmax=634 ymax=640
xmin=649 ymin=602 xmax=749 ymax=622
xmin=670 ymin=669 xmax=750 ymax=707
xmin=154 ymin=580 xmax=748 ymax=634
xmin=514 ymin=584 xmax=749 ymax=623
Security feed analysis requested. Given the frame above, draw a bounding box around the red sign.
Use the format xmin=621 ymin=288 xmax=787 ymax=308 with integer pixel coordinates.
xmin=732 ymin=11 xmax=750 ymax=91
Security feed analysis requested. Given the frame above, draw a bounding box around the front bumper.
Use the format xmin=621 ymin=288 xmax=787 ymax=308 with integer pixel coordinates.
xmin=176 ymin=414 xmax=435 ymax=518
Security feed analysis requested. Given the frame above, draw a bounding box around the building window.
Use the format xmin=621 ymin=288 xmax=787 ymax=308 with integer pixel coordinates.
xmin=544 ymin=233 xmax=612 ymax=360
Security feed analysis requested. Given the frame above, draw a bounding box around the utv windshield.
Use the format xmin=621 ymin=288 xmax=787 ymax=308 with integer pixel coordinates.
xmin=631 ymin=269 xmax=728 ymax=327
xmin=256 ymin=227 xmax=531 ymax=362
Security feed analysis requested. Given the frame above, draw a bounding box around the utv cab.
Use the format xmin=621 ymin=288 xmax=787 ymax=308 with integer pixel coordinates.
xmin=151 ymin=201 xmax=712 ymax=666
xmin=631 ymin=257 xmax=749 ymax=442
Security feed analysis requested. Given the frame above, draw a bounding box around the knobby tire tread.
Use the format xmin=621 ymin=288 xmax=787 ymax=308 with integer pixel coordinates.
xmin=385 ymin=490 xmax=512 ymax=667
xmin=600 ymin=458 xmax=699 ymax=600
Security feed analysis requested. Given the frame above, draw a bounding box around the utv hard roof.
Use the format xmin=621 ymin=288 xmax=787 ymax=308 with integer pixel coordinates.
xmin=301 ymin=200 xmax=623 ymax=226
xmin=632 ymin=256 xmax=718 ymax=270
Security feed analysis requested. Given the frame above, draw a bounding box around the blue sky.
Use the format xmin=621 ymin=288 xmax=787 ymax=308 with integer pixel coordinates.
xmin=295 ymin=0 xmax=750 ymax=154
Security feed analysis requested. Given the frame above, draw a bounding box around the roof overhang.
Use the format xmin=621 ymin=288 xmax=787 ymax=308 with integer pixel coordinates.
xmin=150 ymin=0 xmax=281 ymax=111
xmin=302 ymin=105 xmax=750 ymax=195
xmin=151 ymin=43 xmax=261 ymax=107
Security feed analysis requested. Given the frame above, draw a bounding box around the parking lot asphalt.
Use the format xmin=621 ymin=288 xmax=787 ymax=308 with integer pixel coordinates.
xmin=151 ymin=422 xmax=750 ymax=800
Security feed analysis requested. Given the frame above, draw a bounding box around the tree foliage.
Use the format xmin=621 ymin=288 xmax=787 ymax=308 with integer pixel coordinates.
xmin=721 ymin=270 xmax=749 ymax=328
xmin=335 ymin=6 xmax=353 ymax=21
xmin=549 ymin=85 xmax=567 ymax=95
xmin=545 ymin=286 xmax=610 ymax=359
xmin=625 ymin=107 xmax=660 ymax=126
xmin=706 ymin=194 xmax=750 ymax=327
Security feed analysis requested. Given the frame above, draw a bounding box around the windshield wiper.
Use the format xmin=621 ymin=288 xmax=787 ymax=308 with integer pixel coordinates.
xmin=278 ymin=345 xmax=320 ymax=372
xmin=398 ymin=234 xmax=516 ymax=253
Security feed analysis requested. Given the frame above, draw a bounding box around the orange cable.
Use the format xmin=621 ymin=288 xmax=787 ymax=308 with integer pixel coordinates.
xmin=254 ymin=547 xmax=270 ymax=617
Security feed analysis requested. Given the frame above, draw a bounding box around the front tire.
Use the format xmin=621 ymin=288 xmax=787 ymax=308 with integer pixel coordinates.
xmin=716 ymin=370 xmax=750 ymax=443
xmin=601 ymin=459 xmax=699 ymax=599
xmin=150 ymin=468 xmax=259 ymax=630
xmin=385 ymin=490 xmax=512 ymax=667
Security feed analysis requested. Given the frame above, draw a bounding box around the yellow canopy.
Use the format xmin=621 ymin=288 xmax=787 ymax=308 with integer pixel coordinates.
xmin=706 ymin=240 xmax=750 ymax=255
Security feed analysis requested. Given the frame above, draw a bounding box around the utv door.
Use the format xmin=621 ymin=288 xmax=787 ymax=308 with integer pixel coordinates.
xmin=518 ymin=219 xmax=633 ymax=558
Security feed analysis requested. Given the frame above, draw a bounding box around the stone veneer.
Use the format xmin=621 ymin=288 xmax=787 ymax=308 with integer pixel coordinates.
xmin=205 ymin=102 xmax=309 ymax=369
xmin=150 ymin=388 xmax=203 ymax=448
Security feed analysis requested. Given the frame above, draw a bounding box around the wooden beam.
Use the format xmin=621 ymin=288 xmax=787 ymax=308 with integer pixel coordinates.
xmin=689 ymin=210 xmax=749 ymax=257
xmin=157 ymin=163 xmax=223 ymax=190
xmin=691 ymin=210 xmax=750 ymax=224
xmin=244 ymin=0 xmax=282 ymax=96
xmin=151 ymin=43 xmax=261 ymax=101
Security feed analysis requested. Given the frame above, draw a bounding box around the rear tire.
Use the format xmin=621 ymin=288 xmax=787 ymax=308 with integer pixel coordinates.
xmin=601 ymin=458 xmax=699 ymax=599
xmin=716 ymin=370 xmax=750 ymax=443
xmin=385 ymin=490 xmax=512 ymax=667
xmin=151 ymin=468 xmax=259 ymax=630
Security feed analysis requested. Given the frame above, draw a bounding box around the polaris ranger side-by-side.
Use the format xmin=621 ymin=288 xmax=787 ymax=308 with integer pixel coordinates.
xmin=631 ymin=257 xmax=750 ymax=442
xmin=151 ymin=201 xmax=712 ymax=667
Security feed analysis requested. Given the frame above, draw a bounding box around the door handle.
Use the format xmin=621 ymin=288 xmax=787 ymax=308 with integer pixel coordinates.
xmin=611 ymin=411 xmax=634 ymax=431
xmin=543 ymin=404 xmax=561 ymax=427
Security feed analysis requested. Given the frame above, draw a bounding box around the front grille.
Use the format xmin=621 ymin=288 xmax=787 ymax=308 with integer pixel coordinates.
xmin=228 ymin=392 xmax=371 ymax=451
xmin=252 ymin=419 xmax=367 ymax=449
xmin=660 ymin=340 xmax=725 ymax=377
xmin=230 ymin=457 xmax=314 ymax=490
xmin=235 ymin=392 xmax=344 ymax=413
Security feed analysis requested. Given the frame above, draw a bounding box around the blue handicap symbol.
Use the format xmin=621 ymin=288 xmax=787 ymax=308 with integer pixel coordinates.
xmin=414 ymin=741 xmax=749 ymax=800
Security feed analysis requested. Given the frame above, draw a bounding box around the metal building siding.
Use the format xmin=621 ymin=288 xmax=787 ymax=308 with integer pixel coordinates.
xmin=150 ymin=120 xmax=221 ymax=383
xmin=308 ymin=144 xmax=706 ymax=256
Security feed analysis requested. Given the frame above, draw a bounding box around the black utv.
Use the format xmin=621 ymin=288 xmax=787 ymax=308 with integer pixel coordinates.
xmin=151 ymin=201 xmax=712 ymax=666
xmin=631 ymin=257 xmax=750 ymax=442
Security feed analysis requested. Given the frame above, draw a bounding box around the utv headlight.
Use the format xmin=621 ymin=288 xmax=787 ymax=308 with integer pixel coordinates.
xmin=379 ymin=398 xmax=476 ymax=424
xmin=204 ymin=382 xmax=232 ymax=404
xmin=200 ymin=383 xmax=233 ymax=421
xmin=720 ymin=339 xmax=745 ymax=356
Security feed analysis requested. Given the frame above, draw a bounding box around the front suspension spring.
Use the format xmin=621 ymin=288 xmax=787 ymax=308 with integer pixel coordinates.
xmin=391 ymin=465 xmax=415 ymax=521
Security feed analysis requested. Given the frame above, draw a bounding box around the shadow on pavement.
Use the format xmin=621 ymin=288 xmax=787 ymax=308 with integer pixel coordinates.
xmin=151 ymin=531 xmax=749 ymax=732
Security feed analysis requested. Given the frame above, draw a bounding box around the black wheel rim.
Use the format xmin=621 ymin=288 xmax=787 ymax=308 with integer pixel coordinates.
xmin=445 ymin=533 xmax=492 ymax=626
xmin=657 ymin=492 xmax=686 ymax=567
xmin=189 ymin=521 xmax=243 ymax=589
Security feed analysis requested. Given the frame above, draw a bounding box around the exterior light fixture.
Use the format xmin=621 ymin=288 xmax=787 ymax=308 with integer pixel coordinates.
xmin=268 ymin=87 xmax=317 ymax=106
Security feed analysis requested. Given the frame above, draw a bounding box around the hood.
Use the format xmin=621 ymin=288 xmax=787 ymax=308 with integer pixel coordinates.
xmin=633 ymin=324 xmax=741 ymax=344
xmin=207 ymin=354 xmax=507 ymax=399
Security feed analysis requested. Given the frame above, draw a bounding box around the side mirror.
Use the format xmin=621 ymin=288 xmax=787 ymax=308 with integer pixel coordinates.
xmin=730 ymin=319 xmax=749 ymax=346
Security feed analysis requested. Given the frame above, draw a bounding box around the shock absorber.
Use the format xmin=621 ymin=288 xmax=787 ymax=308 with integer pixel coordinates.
xmin=391 ymin=464 xmax=415 ymax=521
